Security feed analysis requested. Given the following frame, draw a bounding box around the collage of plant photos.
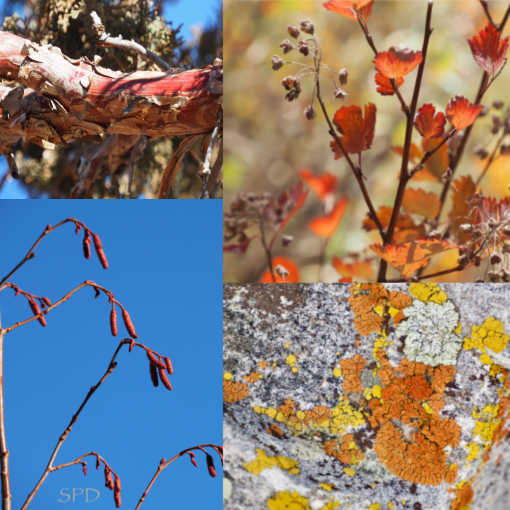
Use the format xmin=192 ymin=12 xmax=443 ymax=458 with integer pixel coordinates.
xmin=2 ymin=1 xmax=510 ymax=510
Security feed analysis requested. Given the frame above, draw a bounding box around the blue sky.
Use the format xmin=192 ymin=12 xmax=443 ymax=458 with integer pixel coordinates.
xmin=0 ymin=201 xmax=222 ymax=509
xmin=0 ymin=0 xmax=221 ymax=198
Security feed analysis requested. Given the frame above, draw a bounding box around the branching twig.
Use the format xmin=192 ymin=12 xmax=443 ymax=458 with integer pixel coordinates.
xmin=20 ymin=339 xmax=131 ymax=510
xmin=377 ymin=1 xmax=434 ymax=282
xmin=135 ymin=444 xmax=222 ymax=510
xmin=0 ymin=325 xmax=11 ymax=510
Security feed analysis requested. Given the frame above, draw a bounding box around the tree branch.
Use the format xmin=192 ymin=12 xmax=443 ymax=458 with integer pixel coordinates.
xmin=0 ymin=327 xmax=11 ymax=510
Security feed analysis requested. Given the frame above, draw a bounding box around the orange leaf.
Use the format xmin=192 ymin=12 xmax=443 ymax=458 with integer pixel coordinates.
xmin=375 ymin=72 xmax=404 ymax=96
xmin=332 ymin=103 xmax=376 ymax=157
xmin=323 ymin=0 xmax=374 ymax=22
xmin=415 ymin=104 xmax=446 ymax=139
xmin=392 ymin=143 xmax=423 ymax=163
xmin=449 ymin=175 xmax=476 ymax=242
xmin=260 ymin=256 xmax=300 ymax=283
xmin=362 ymin=205 xmax=415 ymax=232
xmin=468 ymin=22 xmax=509 ymax=76
xmin=332 ymin=258 xmax=374 ymax=280
xmin=446 ymin=96 xmax=483 ymax=130
xmin=370 ymin=239 xmax=457 ymax=278
xmin=421 ymin=137 xmax=448 ymax=181
xmin=276 ymin=181 xmax=309 ymax=232
xmin=402 ymin=188 xmax=441 ymax=219
xmin=308 ymin=198 xmax=348 ymax=238
xmin=375 ymin=47 xmax=423 ymax=79
xmin=299 ymin=169 xmax=337 ymax=200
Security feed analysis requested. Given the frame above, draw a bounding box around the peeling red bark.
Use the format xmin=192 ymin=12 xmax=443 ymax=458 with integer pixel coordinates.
xmin=0 ymin=31 xmax=222 ymax=153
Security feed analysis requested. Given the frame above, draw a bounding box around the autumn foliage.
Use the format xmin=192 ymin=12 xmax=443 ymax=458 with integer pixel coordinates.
xmin=225 ymin=1 xmax=510 ymax=283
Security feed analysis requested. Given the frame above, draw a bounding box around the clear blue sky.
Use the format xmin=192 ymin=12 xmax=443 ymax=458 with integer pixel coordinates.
xmin=0 ymin=200 xmax=222 ymax=509
xmin=0 ymin=0 xmax=221 ymax=199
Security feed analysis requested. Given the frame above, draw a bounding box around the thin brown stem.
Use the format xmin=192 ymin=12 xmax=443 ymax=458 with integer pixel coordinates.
xmin=0 ymin=326 xmax=11 ymax=510
xmin=259 ymin=215 xmax=275 ymax=282
xmin=475 ymin=129 xmax=507 ymax=187
xmin=3 ymin=281 xmax=110 ymax=333
xmin=0 ymin=218 xmax=84 ymax=287
xmin=20 ymin=339 xmax=130 ymax=510
xmin=377 ymin=1 xmax=434 ymax=282
xmin=135 ymin=444 xmax=221 ymax=510
xmin=314 ymin=55 xmax=385 ymax=240
xmin=479 ymin=0 xmax=496 ymax=27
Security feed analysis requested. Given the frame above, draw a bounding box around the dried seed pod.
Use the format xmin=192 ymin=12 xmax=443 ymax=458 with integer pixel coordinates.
xmin=92 ymin=233 xmax=109 ymax=269
xmin=459 ymin=223 xmax=473 ymax=233
xmin=475 ymin=147 xmax=489 ymax=159
xmin=282 ymin=235 xmax=293 ymax=247
xmin=297 ymin=40 xmax=309 ymax=56
xmin=104 ymin=466 xmax=114 ymax=489
xmin=300 ymin=20 xmax=314 ymax=35
xmin=279 ymin=39 xmax=293 ymax=54
xmin=500 ymin=144 xmax=510 ymax=155
xmin=28 ymin=297 xmax=47 ymax=327
xmin=83 ymin=232 xmax=92 ymax=259
xmin=287 ymin=25 xmax=300 ymax=38
xmin=146 ymin=350 xmax=166 ymax=369
xmin=271 ymin=55 xmax=284 ymax=71
xmin=189 ymin=452 xmax=198 ymax=467
xmin=110 ymin=306 xmax=118 ymax=336
xmin=502 ymin=226 xmax=510 ymax=237
xmin=304 ymin=105 xmax=316 ymax=120
xmin=493 ymin=100 xmax=504 ymax=110
xmin=149 ymin=359 xmax=159 ymax=387
xmin=206 ymin=454 xmax=217 ymax=478
xmin=490 ymin=252 xmax=502 ymax=265
xmin=338 ymin=67 xmax=349 ymax=85
xmin=158 ymin=367 xmax=173 ymax=391
xmin=163 ymin=356 xmax=174 ymax=375
xmin=488 ymin=271 xmax=501 ymax=282
xmin=334 ymin=87 xmax=347 ymax=99
xmin=121 ymin=308 xmax=138 ymax=338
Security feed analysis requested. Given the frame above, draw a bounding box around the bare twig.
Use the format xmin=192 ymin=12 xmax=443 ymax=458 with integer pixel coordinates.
xmin=135 ymin=444 xmax=222 ymax=510
xmin=200 ymin=110 xmax=223 ymax=199
xmin=90 ymin=11 xmax=173 ymax=72
xmin=377 ymin=1 xmax=434 ymax=282
xmin=475 ymin=129 xmax=507 ymax=187
xmin=20 ymin=339 xmax=130 ymax=510
xmin=0 ymin=325 xmax=11 ymax=510
xmin=479 ymin=0 xmax=497 ymax=28
xmin=259 ymin=214 xmax=276 ymax=282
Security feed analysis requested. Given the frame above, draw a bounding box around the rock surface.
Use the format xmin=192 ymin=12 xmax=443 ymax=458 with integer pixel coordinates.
xmin=223 ymin=283 xmax=510 ymax=510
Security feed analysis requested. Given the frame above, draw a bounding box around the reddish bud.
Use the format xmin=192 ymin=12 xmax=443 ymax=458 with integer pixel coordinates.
xmin=96 ymin=457 xmax=101 ymax=470
xmin=74 ymin=223 xmax=82 ymax=235
xmin=129 ymin=339 xmax=135 ymax=352
xmin=206 ymin=454 xmax=217 ymax=478
xmin=28 ymin=297 xmax=47 ymax=327
xmin=114 ymin=476 xmax=121 ymax=492
xmin=83 ymin=232 xmax=91 ymax=259
xmin=121 ymin=308 xmax=138 ymax=338
xmin=92 ymin=233 xmax=109 ymax=269
xmin=82 ymin=463 xmax=87 ymax=476
xmin=110 ymin=306 xmax=118 ymax=336
xmin=163 ymin=356 xmax=174 ymax=375
xmin=146 ymin=350 xmax=166 ymax=369
xmin=149 ymin=359 xmax=159 ymax=387
xmin=42 ymin=297 xmax=51 ymax=307
xmin=189 ymin=452 xmax=198 ymax=467
xmin=114 ymin=490 xmax=121 ymax=508
xmin=158 ymin=367 xmax=173 ymax=391
xmin=104 ymin=467 xmax=114 ymax=489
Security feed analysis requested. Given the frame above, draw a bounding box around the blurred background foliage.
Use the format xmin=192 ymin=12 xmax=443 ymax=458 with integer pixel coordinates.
xmin=224 ymin=0 xmax=510 ymax=282
xmin=0 ymin=0 xmax=221 ymax=198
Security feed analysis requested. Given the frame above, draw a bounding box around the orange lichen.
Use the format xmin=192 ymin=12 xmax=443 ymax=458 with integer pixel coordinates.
xmin=339 ymin=354 xmax=367 ymax=393
xmin=258 ymin=361 xmax=268 ymax=370
xmin=451 ymin=482 xmax=473 ymax=510
xmin=267 ymin=423 xmax=285 ymax=438
xmin=224 ymin=380 xmax=250 ymax=403
xmin=349 ymin=283 xmax=412 ymax=335
xmin=244 ymin=371 xmax=262 ymax=383
xmin=323 ymin=434 xmax=365 ymax=465
xmin=302 ymin=406 xmax=332 ymax=425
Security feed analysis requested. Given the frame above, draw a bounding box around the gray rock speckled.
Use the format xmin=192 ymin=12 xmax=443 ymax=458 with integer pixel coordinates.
xmin=224 ymin=284 xmax=510 ymax=510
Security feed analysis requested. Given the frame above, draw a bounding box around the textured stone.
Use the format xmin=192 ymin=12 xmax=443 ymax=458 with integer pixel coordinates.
xmin=224 ymin=283 xmax=510 ymax=510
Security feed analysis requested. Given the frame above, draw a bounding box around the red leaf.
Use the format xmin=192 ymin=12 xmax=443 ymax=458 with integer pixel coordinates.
xmin=375 ymin=47 xmax=423 ymax=79
xmin=308 ymin=198 xmax=348 ymax=238
xmin=370 ymin=239 xmax=457 ymax=278
xmin=468 ymin=22 xmax=509 ymax=75
xmin=331 ymin=103 xmax=376 ymax=157
xmin=299 ymin=169 xmax=337 ymax=200
xmin=446 ymin=96 xmax=483 ymax=130
xmin=323 ymin=0 xmax=374 ymax=22
xmin=375 ymin=72 xmax=404 ymax=95
xmin=260 ymin=256 xmax=299 ymax=283
xmin=415 ymin=104 xmax=446 ymax=139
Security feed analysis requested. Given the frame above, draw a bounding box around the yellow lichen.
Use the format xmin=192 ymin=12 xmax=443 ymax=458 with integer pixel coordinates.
xmin=320 ymin=502 xmax=340 ymax=510
xmin=267 ymin=491 xmax=311 ymax=510
xmin=369 ymin=504 xmax=381 ymax=510
xmin=244 ymin=448 xmax=299 ymax=475
xmin=319 ymin=483 xmax=334 ymax=491
xmin=223 ymin=372 xmax=233 ymax=380
xmin=409 ymin=282 xmax=448 ymax=304
xmin=464 ymin=317 xmax=509 ymax=368
xmin=344 ymin=467 xmax=355 ymax=476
